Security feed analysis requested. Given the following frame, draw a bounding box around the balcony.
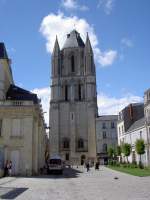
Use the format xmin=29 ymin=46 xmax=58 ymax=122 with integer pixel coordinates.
xmin=0 ymin=100 xmax=34 ymax=107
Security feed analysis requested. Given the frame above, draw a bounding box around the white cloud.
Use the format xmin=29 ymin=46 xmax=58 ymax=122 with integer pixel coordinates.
xmin=32 ymin=87 xmax=50 ymax=125
xmin=40 ymin=12 xmax=117 ymax=67
xmin=98 ymin=0 xmax=114 ymax=15
xmin=61 ymin=0 xmax=89 ymax=11
xmin=94 ymin=47 xmax=117 ymax=66
xmin=121 ymin=38 xmax=133 ymax=48
xmin=62 ymin=0 xmax=77 ymax=9
xmin=97 ymin=92 xmax=143 ymax=115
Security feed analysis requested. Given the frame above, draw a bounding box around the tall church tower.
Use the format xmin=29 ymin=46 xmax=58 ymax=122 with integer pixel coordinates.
xmin=0 ymin=43 xmax=14 ymax=100
xmin=49 ymin=30 xmax=97 ymax=164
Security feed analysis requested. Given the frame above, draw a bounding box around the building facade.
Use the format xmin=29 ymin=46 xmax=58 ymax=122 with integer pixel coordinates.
xmin=96 ymin=115 xmax=118 ymax=164
xmin=49 ymin=30 xmax=97 ymax=165
xmin=0 ymin=43 xmax=46 ymax=176
xmin=144 ymin=88 xmax=150 ymax=164
xmin=117 ymin=102 xmax=150 ymax=166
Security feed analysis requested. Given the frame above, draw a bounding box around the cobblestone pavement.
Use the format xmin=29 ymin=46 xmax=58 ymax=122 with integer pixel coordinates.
xmin=0 ymin=166 xmax=150 ymax=200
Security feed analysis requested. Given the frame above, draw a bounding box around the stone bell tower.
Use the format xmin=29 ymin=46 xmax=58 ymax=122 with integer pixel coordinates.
xmin=49 ymin=30 xmax=97 ymax=164
xmin=0 ymin=43 xmax=14 ymax=100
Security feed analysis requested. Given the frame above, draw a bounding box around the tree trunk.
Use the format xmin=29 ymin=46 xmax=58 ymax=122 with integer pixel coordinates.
xmin=139 ymin=154 xmax=142 ymax=168
xmin=120 ymin=156 xmax=122 ymax=163
xmin=126 ymin=156 xmax=128 ymax=163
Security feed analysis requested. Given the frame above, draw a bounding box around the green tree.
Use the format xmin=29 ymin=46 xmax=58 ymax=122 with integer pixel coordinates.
xmin=122 ymin=143 xmax=131 ymax=163
xmin=116 ymin=145 xmax=121 ymax=156
xmin=116 ymin=145 xmax=122 ymax=162
xmin=135 ymin=139 xmax=145 ymax=168
xmin=108 ymin=147 xmax=114 ymax=161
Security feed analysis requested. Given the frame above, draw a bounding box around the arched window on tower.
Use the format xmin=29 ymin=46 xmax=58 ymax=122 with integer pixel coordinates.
xmin=78 ymin=138 xmax=84 ymax=149
xmin=78 ymin=84 xmax=82 ymax=101
xmin=71 ymin=55 xmax=75 ymax=72
xmin=65 ymin=85 xmax=68 ymax=101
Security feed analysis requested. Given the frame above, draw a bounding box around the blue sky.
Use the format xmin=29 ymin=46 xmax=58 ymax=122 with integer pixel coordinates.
xmin=0 ymin=0 xmax=150 ymax=124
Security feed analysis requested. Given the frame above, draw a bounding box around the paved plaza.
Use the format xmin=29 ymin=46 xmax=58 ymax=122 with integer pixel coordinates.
xmin=0 ymin=166 xmax=150 ymax=200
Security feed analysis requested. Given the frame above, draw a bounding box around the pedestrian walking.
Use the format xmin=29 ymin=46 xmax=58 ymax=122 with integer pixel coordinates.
xmin=86 ymin=161 xmax=90 ymax=172
xmin=8 ymin=161 xmax=12 ymax=176
xmin=95 ymin=161 xmax=99 ymax=170
xmin=4 ymin=160 xmax=9 ymax=177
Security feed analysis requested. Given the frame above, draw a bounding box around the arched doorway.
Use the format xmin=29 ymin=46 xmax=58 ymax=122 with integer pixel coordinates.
xmin=81 ymin=155 xmax=86 ymax=165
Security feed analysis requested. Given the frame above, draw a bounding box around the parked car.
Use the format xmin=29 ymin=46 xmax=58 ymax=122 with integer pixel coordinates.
xmin=47 ymin=155 xmax=63 ymax=174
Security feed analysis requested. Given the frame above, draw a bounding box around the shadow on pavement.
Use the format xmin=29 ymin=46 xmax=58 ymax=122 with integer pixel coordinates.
xmin=26 ymin=167 xmax=83 ymax=179
xmin=0 ymin=187 xmax=28 ymax=199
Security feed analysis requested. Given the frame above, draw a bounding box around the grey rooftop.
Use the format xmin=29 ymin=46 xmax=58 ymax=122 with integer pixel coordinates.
xmin=62 ymin=30 xmax=85 ymax=49
xmin=127 ymin=117 xmax=146 ymax=132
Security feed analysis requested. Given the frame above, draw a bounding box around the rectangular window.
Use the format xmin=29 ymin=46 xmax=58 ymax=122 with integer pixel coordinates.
xmin=102 ymin=122 xmax=106 ymax=129
xmin=111 ymin=122 xmax=115 ymax=128
xmin=70 ymin=112 xmax=74 ymax=120
xmin=65 ymin=85 xmax=68 ymax=101
xmin=78 ymin=84 xmax=81 ymax=100
xmin=12 ymin=119 xmax=21 ymax=137
xmin=140 ymin=131 xmax=142 ymax=139
xmin=103 ymin=144 xmax=107 ymax=153
xmin=103 ymin=131 xmax=107 ymax=139
xmin=71 ymin=55 xmax=75 ymax=72
xmin=0 ymin=119 xmax=2 ymax=136
xmin=65 ymin=153 xmax=69 ymax=161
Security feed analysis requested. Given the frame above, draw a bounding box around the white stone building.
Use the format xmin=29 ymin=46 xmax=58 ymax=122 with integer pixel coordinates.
xmin=96 ymin=115 xmax=118 ymax=164
xmin=49 ymin=30 xmax=98 ymax=165
xmin=117 ymin=102 xmax=150 ymax=166
xmin=0 ymin=43 xmax=46 ymax=176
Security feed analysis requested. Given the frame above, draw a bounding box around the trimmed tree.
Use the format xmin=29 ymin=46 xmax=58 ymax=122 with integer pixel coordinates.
xmin=108 ymin=147 xmax=114 ymax=161
xmin=116 ymin=145 xmax=122 ymax=162
xmin=122 ymin=143 xmax=131 ymax=163
xmin=135 ymin=139 xmax=145 ymax=168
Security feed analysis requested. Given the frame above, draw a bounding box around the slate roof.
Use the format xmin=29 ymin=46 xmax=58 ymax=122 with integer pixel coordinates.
xmin=97 ymin=115 xmax=118 ymax=120
xmin=127 ymin=117 xmax=146 ymax=132
xmin=6 ymin=84 xmax=38 ymax=104
xmin=62 ymin=30 xmax=85 ymax=49
xmin=0 ymin=42 xmax=8 ymax=59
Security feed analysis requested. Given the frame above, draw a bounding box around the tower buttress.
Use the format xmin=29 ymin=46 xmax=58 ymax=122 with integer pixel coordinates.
xmin=0 ymin=43 xmax=13 ymax=100
xmin=84 ymin=33 xmax=95 ymax=75
xmin=51 ymin=36 xmax=60 ymax=77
